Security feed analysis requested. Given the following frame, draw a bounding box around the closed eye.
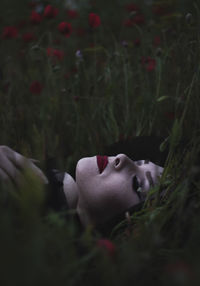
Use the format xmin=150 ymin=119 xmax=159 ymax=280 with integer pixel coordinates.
xmin=132 ymin=175 xmax=140 ymax=191
xmin=132 ymin=175 xmax=142 ymax=201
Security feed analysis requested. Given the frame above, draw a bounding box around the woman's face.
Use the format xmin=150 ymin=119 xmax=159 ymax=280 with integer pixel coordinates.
xmin=76 ymin=154 xmax=163 ymax=225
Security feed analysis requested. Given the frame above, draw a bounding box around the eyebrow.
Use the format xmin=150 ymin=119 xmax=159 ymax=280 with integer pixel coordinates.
xmin=132 ymin=175 xmax=139 ymax=190
xmin=135 ymin=160 xmax=143 ymax=166
xmin=131 ymin=175 xmax=143 ymax=201
xmin=145 ymin=171 xmax=154 ymax=187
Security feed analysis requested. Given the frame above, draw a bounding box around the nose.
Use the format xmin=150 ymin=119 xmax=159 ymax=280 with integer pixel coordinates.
xmin=113 ymin=154 xmax=134 ymax=170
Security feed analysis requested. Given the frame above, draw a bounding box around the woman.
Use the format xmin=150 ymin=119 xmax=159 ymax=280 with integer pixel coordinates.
xmin=0 ymin=137 xmax=165 ymax=230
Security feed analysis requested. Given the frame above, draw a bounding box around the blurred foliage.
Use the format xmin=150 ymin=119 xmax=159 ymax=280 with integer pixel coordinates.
xmin=0 ymin=0 xmax=200 ymax=285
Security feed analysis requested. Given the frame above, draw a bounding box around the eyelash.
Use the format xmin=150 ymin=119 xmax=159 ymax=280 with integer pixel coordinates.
xmin=132 ymin=175 xmax=142 ymax=193
xmin=132 ymin=176 xmax=142 ymax=200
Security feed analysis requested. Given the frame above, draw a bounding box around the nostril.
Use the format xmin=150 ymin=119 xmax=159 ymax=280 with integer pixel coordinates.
xmin=115 ymin=158 xmax=120 ymax=166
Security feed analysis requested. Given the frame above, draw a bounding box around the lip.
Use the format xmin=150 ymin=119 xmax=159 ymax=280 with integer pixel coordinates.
xmin=96 ymin=155 xmax=108 ymax=174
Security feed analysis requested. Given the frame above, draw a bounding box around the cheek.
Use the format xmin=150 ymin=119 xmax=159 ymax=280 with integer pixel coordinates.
xmin=81 ymin=177 xmax=138 ymax=212
xmin=77 ymin=174 xmax=141 ymax=223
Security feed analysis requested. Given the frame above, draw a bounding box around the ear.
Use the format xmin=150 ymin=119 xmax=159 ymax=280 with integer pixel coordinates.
xmin=63 ymin=173 xmax=78 ymax=208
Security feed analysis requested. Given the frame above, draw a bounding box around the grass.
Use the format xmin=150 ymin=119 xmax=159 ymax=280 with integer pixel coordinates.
xmin=0 ymin=0 xmax=200 ymax=285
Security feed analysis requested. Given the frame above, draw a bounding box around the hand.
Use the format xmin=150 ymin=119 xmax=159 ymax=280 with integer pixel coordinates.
xmin=0 ymin=145 xmax=48 ymax=185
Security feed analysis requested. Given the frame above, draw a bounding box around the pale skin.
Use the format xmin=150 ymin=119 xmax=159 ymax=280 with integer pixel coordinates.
xmin=0 ymin=146 xmax=163 ymax=226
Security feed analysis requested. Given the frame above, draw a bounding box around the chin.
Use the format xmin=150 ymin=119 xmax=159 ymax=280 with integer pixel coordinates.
xmin=75 ymin=156 xmax=97 ymax=183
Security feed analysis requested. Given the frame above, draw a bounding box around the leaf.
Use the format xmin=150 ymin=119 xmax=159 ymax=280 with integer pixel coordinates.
xmin=160 ymin=136 xmax=169 ymax=152
xmin=170 ymin=119 xmax=182 ymax=149
xmin=162 ymin=13 xmax=183 ymax=21
xmin=157 ymin=96 xmax=170 ymax=102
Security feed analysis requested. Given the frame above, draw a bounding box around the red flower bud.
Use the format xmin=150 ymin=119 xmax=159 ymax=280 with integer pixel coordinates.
xmin=89 ymin=13 xmax=101 ymax=28
xmin=47 ymin=47 xmax=64 ymax=61
xmin=141 ymin=56 xmax=156 ymax=71
xmin=30 ymin=10 xmax=42 ymax=24
xmin=58 ymin=22 xmax=72 ymax=37
xmin=44 ymin=5 xmax=58 ymax=18
xmin=97 ymin=239 xmax=116 ymax=257
xmin=2 ymin=26 xmax=18 ymax=39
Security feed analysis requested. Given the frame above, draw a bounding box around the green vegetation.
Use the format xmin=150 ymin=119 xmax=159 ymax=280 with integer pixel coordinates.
xmin=0 ymin=0 xmax=200 ymax=285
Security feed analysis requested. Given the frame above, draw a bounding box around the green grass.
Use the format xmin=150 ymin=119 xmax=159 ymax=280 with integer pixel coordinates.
xmin=0 ymin=0 xmax=200 ymax=285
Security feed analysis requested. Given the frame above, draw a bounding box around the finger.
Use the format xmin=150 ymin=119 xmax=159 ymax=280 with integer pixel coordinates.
xmin=0 ymin=146 xmax=25 ymax=173
xmin=28 ymin=162 xmax=48 ymax=184
xmin=0 ymin=165 xmax=23 ymax=189
xmin=0 ymin=152 xmax=20 ymax=179
xmin=8 ymin=156 xmax=48 ymax=184
xmin=1 ymin=146 xmax=29 ymax=169
xmin=0 ymin=168 xmax=10 ymax=181
xmin=29 ymin=158 xmax=40 ymax=164
xmin=13 ymin=151 xmax=48 ymax=183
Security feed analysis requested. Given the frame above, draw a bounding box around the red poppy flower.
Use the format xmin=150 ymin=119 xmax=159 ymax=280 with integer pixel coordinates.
xmin=67 ymin=9 xmax=79 ymax=19
xmin=58 ymin=22 xmax=72 ymax=37
xmin=141 ymin=57 xmax=156 ymax=71
xmin=44 ymin=5 xmax=58 ymax=18
xmin=22 ymin=32 xmax=35 ymax=43
xmin=30 ymin=10 xmax=42 ymax=24
xmin=2 ymin=26 xmax=18 ymax=39
xmin=97 ymin=239 xmax=116 ymax=257
xmin=47 ymin=47 xmax=64 ymax=61
xmin=30 ymin=81 xmax=43 ymax=94
xmin=52 ymin=49 xmax=64 ymax=60
xmin=146 ymin=58 xmax=156 ymax=71
xmin=125 ymin=3 xmax=139 ymax=12
xmin=89 ymin=13 xmax=101 ymax=28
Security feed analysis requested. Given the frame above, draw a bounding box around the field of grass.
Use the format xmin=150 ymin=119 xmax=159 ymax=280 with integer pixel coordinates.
xmin=0 ymin=0 xmax=200 ymax=285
